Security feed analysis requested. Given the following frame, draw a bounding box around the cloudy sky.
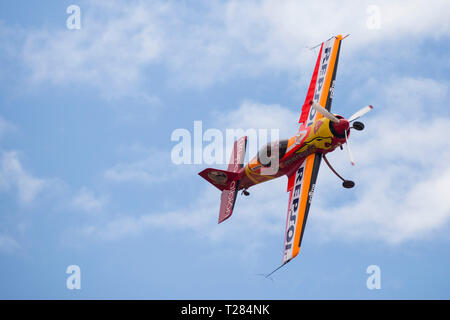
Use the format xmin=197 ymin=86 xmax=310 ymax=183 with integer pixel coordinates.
xmin=1 ymin=0 xmax=450 ymax=299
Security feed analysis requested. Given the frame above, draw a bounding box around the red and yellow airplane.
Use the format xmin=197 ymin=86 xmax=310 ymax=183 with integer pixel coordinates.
xmin=199 ymin=35 xmax=373 ymax=274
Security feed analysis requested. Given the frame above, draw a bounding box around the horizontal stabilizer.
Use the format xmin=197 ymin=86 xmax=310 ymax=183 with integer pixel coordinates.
xmin=198 ymin=168 xmax=239 ymax=191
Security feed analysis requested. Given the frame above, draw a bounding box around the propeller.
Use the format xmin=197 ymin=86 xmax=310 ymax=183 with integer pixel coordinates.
xmin=344 ymin=128 xmax=354 ymax=166
xmin=310 ymin=101 xmax=340 ymax=123
xmin=308 ymin=100 xmax=373 ymax=166
xmin=348 ymin=105 xmax=373 ymax=122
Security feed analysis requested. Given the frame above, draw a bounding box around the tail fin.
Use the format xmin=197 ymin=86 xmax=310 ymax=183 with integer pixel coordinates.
xmin=198 ymin=136 xmax=247 ymax=223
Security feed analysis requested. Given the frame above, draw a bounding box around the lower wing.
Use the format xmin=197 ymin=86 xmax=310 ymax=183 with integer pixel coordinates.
xmin=282 ymin=153 xmax=322 ymax=265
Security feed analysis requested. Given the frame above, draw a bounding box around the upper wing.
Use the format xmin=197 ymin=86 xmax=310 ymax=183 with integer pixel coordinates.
xmin=299 ymin=35 xmax=343 ymax=130
xmin=282 ymin=153 xmax=322 ymax=265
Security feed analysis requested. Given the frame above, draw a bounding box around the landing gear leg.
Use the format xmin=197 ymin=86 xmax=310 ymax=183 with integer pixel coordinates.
xmin=323 ymin=154 xmax=355 ymax=189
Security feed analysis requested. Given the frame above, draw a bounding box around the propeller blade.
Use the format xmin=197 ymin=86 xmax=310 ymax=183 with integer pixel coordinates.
xmin=310 ymin=101 xmax=340 ymax=123
xmin=348 ymin=105 xmax=373 ymax=122
xmin=344 ymin=129 xmax=355 ymax=166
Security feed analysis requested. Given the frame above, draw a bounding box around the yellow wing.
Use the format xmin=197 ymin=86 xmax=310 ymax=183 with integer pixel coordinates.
xmin=283 ymin=153 xmax=322 ymax=264
xmin=299 ymin=35 xmax=343 ymax=130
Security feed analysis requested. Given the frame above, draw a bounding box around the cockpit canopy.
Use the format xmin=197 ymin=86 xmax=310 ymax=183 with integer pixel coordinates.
xmin=257 ymin=139 xmax=289 ymax=167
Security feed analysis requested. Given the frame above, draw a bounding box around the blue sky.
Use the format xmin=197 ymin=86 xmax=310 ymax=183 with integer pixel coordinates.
xmin=1 ymin=0 xmax=450 ymax=299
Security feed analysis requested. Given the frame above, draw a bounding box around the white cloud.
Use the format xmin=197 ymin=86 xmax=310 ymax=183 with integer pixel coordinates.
xmin=314 ymin=164 xmax=450 ymax=244
xmin=71 ymin=187 xmax=108 ymax=213
xmin=0 ymin=116 xmax=15 ymax=140
xmin=217 ymin=100 xmax=298 ymax=138
xmin=104 ymin=148 xmax=186 ymax=184
xmin=312 ymin=76 xmax=450 ymax=243
xmin=77 ymin=101 xmax=298 ymax=248
xmin=78 ymin=179 xmax=287 ymax=248
xmin=81 ymin=76 xmax=450 ymax=247
xmin=0 ymin=233 xmax=20 ymax=253
xmin=104 ymin=158 xmax=162 ymax=184
xmin=223 ymin=0 xmax=450 ymax=65
xmin=18 ymin=0 xmax=450 ymax=94
xmin=28 ymin=0 xmax=447 ymax=250
xmin=313 ymin=118 xmax=450 ymax=244
xmin=104 ymin=100 xmax=297 ymax=185
xmin=0 ymin=151 xmax=46 ymax=204
xmin=22 ymin=1 xmax=166 ymax=98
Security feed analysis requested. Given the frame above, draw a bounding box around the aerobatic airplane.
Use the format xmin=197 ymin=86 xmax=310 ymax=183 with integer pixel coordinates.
xmin=199 ymin=34 xmax=373 ymax=275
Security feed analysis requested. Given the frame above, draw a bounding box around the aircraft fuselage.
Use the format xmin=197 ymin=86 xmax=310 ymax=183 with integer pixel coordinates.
xmin=238 ymin=116 xmax=350 ymax=190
